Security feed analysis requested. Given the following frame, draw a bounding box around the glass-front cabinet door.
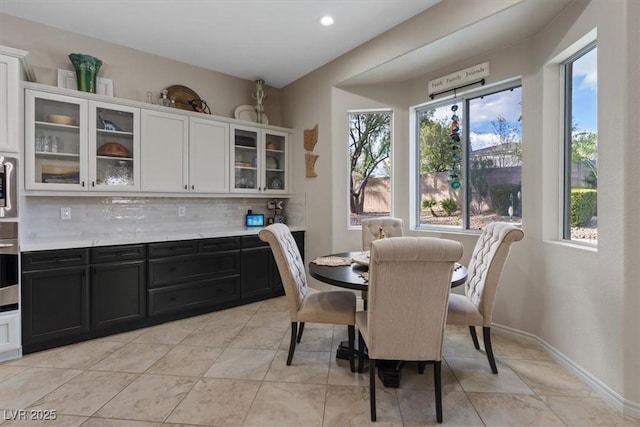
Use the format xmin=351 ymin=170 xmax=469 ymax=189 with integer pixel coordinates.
xmin=263 ymin=129 xmax=288 ymax=194
xmin=89 ymin=101 xmax=140 ymax=191
xmin=231 ymin=126 xmax=259 ymax=192
xmin=25 ymin=89 xmax=88 ymax=190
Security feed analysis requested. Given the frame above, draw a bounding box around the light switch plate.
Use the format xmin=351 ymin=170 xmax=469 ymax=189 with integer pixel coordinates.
xmin=177 ymin=206 xmax=186 ymax=217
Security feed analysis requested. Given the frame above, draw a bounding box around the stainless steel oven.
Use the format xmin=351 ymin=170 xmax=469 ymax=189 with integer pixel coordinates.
xmin=0 ymin=222 xmax=19 ymax=312
xmin=0 ymin=156 xmax=18 ymax=218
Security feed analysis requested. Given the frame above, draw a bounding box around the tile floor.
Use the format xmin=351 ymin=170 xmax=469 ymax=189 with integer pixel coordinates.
xmin=1 ymin=296 xmax=638 ymax=426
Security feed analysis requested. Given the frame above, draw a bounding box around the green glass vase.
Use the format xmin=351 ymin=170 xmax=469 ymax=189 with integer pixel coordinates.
xmin=68 ymin=53 xmax=102 ymax=93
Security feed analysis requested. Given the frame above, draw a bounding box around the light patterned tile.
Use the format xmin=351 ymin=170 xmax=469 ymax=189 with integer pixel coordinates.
xmin=399 ymin=360 xmax=463 ymax=393
xmin=146 ymin=345 xmax=222 ymax=377
xmin=180 ymin=324 xmax=243 ymax=348
xmin=280 ymin=328 xmax=334 ymax=352
xmin=81 ymin=418 xmax=162 ymax=427
xmin=203 ymin=348 xmax=275 ymax=381
xmin=0 ymin=367 xmax=82 ymax=409
xmin=542 ymin=395 xmax=634 ymax=426
xmin=0 ymin=365 xmax=27 ymax=383
xmin=492 ymin=333 xmax=552 ymax=361
xmin=446 ymin=357 xmax=533 ymax=394
xmin=27 ymin=371 xmax=138 ymax=416
xmin=398 ymin=389 xmax=484 ymax=426
xmin=243 ymin=382 xmax=326 ymax=427
xmin=264 ymin=350 xmax=330 ymax=384
xmin=34 ymin=341 xmax=125 ymax=369
xmin=323 ymin=384 xmax=402 ymax=426
xmin=229 ymin=326 xmax=287 ymax=350
xmin=90 ymin=343 xmax=172 ymax=373
xmin=197 ymin=307 xmax=254 ymax=328
xmin=0 ymin=414 xmax=87 ymax=426
xmin=245 ymin=311 xmax=290 ymax=330
xmin=94 ymin=374 xmax=197 ymax=422
xmin=506 ymin=358 xmax=597 ymax=397
xmin=132 ymin=321 xmax=199 ymax=345
xmin=3 ymin=347 xmax=66 ymax=367
xmin=327 ymin=353 xmax=369 ymax=387
xmin=166 ymin=378 xmax=260 ymax=426
xmin=467 ymin=392 xmax=565 ymax=426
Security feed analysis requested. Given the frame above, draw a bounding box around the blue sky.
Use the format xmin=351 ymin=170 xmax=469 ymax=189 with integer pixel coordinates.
xmin=571 ymin=47 xmax=597 ymax=133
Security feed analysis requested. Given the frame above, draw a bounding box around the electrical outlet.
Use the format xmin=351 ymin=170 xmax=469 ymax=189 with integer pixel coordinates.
xmin=60 ymin=207 xmax=71 ymax=220
xmin=177 ymin=206 xmax=186 ymax=217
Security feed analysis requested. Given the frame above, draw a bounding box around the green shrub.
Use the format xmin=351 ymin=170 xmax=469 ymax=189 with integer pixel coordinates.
xmin=440 ymin=198 xmax=458 ymax=216
xmin=570 ymin=188 xmax=597 ymax=227
xmin=422 ymin=198 xmax=438 ymax=217
xmin=490 ymin=184 xmax=520 ymax=215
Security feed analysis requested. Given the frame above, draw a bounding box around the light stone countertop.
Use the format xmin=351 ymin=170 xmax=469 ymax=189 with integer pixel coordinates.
xmin=20 ymin=225 xmax=306 ymax=252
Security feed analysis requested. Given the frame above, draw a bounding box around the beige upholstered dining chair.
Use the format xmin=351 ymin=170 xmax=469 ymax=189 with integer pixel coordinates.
xmin=356 ymin=237 xmax=463 ymax=423
xmin=259 ymin=223 xmax=357 ymax=372
xmin=361 ymin=217 xmax=404 ymax=250
xmin=447 ymin=222 xmax=524 ymax=374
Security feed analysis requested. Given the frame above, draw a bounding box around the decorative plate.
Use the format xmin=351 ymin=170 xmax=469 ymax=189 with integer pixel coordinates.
xmin=352 ymin=251 xmax=370 ymax=267
xmin=166 ymin=85 xmax=202 ymax=111
xmin=234 ymin=105 xmax=269 ymax=124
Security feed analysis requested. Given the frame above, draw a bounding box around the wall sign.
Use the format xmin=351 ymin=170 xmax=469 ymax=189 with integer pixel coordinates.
xmin=428 ymin=62 xmax=490 ymax=96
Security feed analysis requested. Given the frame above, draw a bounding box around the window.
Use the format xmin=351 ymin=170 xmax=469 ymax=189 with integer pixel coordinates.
xmin=563 ymin=44 xmax=597 ymax=244
xmin=348 ymin=110 xmax=392 ymax=227
xmin=416 ymin=83 xmax=522 ymax=231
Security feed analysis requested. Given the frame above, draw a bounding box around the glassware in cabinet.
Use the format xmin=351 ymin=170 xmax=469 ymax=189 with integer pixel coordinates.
xmin=233 ymin=128 xmax=258 ymax=191
xmin=263 ymin=130 xmax=287 ymax=192
xmin=89 ymin=102 xmax=139 ymax=190
xmin=25 ymin=90 xmax=87 ymax=190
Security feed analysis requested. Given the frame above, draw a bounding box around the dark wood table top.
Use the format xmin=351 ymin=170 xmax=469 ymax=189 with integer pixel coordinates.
xmin=308 ymin=251 xmax=467 ymax=291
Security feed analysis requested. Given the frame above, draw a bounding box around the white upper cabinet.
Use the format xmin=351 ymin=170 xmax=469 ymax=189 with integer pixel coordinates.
xmin=1 ymin=46 xmax=34 ymax=153
xmin=189 ymin=117 xmax=229 ymax=193
xmin=140 ymin=109 xmax=189 ymax=192
xmin=24 ymin=89 xmax=140 ymax=191
xmin=230 ymin=125 xmax=289 ymax=194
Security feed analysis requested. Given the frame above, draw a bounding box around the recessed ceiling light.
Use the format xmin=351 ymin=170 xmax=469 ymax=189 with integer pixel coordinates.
xmin=319 ymin=15 xmax=334 ymax=26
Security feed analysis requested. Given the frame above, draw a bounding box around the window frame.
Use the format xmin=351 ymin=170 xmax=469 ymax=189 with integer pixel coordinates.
xmin=346 ymin=108 xmax=394 ymax=230
xmin=562 ymin=42 xmax=597 ymax=245
xmin=412 ymin=79 xmax=522 ymax=232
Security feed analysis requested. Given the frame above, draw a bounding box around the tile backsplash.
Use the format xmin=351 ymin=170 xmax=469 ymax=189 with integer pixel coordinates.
xmin=21 ymin=194 xmax=306 ymax=242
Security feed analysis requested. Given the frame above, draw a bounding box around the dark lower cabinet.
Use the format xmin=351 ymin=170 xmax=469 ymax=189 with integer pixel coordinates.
xmin=21 ymin=231 xmax=304 ymax=354
xmin=22 ymin=249 xmax=90 ymax=350
xmin=90 ymin=245 xmax=146 ymax=330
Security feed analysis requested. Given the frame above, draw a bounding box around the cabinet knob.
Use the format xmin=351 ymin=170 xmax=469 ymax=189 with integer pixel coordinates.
xmin=82 ymin=181 xmax=85 ymax=187
xmin=191 ymin=185 xmax=194 ymax=190
xmin=184 ymin=185 xmax=188 ymax=190
xmin=92 ymin=181 xmax=95 ymax=187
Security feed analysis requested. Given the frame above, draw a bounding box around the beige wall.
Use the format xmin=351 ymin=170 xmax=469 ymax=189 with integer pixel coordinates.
xmin=282 ymin=0 xmax=639 ymax=415
xmin=0 ymin=14 xmax=282 ymax=125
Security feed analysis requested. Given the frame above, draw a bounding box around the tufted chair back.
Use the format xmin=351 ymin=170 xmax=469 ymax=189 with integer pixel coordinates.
xmin=463 ymin=222 xmax=524 ymax=325
xmin=361 ymin=217 xmax=404 ymax=251
xmin=258 ymin=223 xmax=308 ymax=320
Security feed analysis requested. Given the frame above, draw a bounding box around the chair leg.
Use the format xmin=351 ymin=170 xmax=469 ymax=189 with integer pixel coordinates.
xmin=369 ymin=357 xmax=377 ymax=422
xmin=358 ymin=331 xmax=365 ymax=373
xmin=469 ymin=326 xmax=480 ymax=350
xmin=348 ymin=325 xmax=356 ymax=373
xmin=434 ymin=361 xmax=443 ymax=423
xmin=287 ymin=322 xmax=297 ymax=366
xmin=417 ymin=361 xmax=426 ymax=374
xmin=296 ymin=322 xmax=305 ymax=343
xmin=483 ymin=326 xmax=498 ymax=374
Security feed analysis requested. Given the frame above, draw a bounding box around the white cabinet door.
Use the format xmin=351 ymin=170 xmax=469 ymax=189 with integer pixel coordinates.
xmin=0 ymin=55 xmax=20 ymax=153
xmin=262 ymin=129 xmax=289 ymax=194
xmin=141 ymin=109 xmax=189 ymax=192
xmin=189 ymin=117 xmax=229 ymax=193
xmin=0 ymin=312 xmax=21 ymax=360
xmin=25 ymin=90 xmax=89 ymax=191
xmin=89 ymin=101 xmax=140 ymax=191
xmin=230 ymin=125 xmax=260 ymax=193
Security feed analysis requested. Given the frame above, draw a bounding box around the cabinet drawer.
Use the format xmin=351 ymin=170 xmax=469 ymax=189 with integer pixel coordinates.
xmin=148 ymin=275 xmax=240 ymax=316
xmin=241 ymin=235 xmax=269 ymax=249
xmin=148 ymin=251 xmax=240 ymax=288
xmin=199 ymin=237 xmax=241 ymax=253
xmin=148 ymin=240 xmax=197 ymax=258
xmin=91 ymin=244 xmax=146 ymax=264
xmin=22 ymin=248 xmax=89 ymax=271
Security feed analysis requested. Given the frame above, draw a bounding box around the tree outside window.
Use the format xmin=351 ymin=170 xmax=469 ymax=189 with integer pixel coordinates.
xmin=416 ymin=84 xmax=522 ymax=230
xmin=348 ymin=111 xmax=392 ymax=227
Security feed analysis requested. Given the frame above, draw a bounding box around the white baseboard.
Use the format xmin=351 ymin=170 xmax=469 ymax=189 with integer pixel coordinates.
xmin=493 ymin=323 xmax=640 ymax=420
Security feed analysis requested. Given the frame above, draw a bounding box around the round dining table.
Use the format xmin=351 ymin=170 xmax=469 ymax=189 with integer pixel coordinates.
xmin=308 ymin=251 xmax=468 ymax=388
xmin=309 ymin=251 xmax=468 ymax=291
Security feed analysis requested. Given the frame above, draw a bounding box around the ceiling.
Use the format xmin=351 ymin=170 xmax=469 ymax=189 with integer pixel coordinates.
xmin=0 ymin=0 xmax=442 ymax=88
